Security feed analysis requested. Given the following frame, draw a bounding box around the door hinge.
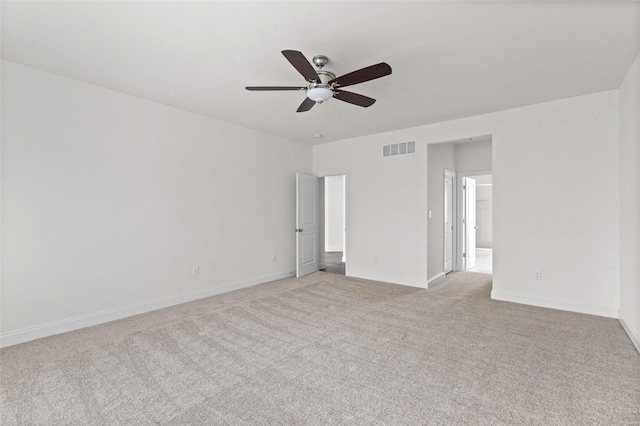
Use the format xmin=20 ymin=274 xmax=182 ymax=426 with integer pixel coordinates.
xmin=463 ymin=185 xmax=466 ymax=190
xmin=463 ymin=253 xmax=466 ymax=258
xmin=462 ymin=218 xmax=466 ymax=224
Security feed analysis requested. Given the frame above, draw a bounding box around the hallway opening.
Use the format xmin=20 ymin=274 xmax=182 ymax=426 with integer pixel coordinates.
xmin=322 ymin=175 xmax=346 ymax=276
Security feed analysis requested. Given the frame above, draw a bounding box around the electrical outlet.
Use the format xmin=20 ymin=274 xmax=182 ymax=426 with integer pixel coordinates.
xmin=534 ymin=271 xmax=542 ymax=280
xmin=272 ymin=255 xmax=277 ymax=263
xmin=192 ymin=266 xmax=200 ymax=277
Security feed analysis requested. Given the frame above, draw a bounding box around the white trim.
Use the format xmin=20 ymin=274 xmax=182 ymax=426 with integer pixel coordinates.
xmin=619 ymin=310 xmax=640 ymax=354
xmin=347 ymin=272 xmax=427 ymax=289
xmin=427 ymin=272 xmax=445 ymax=288
xmin=315 ymin=169 xmax=349 ymax=178
xmin=491 ymin=290 xmax=618 ymax=318
xmin=0 ymin=271 xmax=295 ymax=348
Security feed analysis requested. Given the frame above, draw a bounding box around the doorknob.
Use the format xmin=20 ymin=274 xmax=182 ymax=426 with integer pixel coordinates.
xmin=295 ymin=228 xmax=303 ymax=232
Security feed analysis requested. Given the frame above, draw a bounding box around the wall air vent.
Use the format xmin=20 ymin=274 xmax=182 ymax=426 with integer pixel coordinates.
xmin=383 ymin=141 xmax=416 ymax=157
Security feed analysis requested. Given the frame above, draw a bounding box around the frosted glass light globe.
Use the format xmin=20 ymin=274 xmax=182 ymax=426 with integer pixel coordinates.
xmin=306 ymin=87 xmax=333 ymax=104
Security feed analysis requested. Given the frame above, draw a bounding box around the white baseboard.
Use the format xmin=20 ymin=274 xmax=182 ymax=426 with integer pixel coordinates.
xmin=0 ymin=270 xmax=295 ymax=348
xmin=619 ymin=310 xmax=640 ymax=354
xmin=427 ymin=272 xmax=445 ymax=288
xmin=347 ymin=271 xmax=427 ymax=289
xmin=491 ymin=290 xmax=619 ymax=318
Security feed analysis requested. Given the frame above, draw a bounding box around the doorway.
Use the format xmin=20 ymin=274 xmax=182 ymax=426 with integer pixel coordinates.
xmin=322 ymin=175 xmax=346 ymax=275
xmin=427 ymin=135 xmax=493 ymax=284
xmin=460 ymin=173 xmax=492 ymax=274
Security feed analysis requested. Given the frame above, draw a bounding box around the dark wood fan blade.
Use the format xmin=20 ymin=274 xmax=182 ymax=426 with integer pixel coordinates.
xmin=333 ymin=90 xmax=376 ymax=107
xmin=329 ymin=63 xmax=392 ymax=88
xmin=297 ymin=97 xmax=316 ymax=113
xmin=282 ymin=50 xmax=320 ymax=83
xmin=246 ymin=86 xmax=305 ymax=91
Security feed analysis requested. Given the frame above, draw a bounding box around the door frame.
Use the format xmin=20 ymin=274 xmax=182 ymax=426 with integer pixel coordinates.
xmin=455 ymin=170 xmax=492 ymax=271
xmin=443 ymin=169 xmax=456 ymax=274
xmin=315 ymin=169 xmax=349 ymax=277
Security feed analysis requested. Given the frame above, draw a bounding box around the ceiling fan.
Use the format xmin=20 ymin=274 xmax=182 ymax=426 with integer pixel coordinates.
xmin=246 ymin=50 xmax=392 ymax=112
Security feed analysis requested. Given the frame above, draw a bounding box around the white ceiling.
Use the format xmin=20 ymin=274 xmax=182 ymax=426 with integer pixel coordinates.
xmin=2 ymin=1 xmax=639 ymax=145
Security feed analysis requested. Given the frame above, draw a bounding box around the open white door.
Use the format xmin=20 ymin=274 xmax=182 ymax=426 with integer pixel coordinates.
xmin=296 ymin=173 xmax=319 ymax=277
xmin=443 ymin=170 xmax=455 ymax=273
xmin=463 ymin=177 xmax=477 ymax=270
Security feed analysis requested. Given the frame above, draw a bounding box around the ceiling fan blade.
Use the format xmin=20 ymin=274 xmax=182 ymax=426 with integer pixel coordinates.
xmin=297 ymin=97 xmax=316 ymax=113
xmin=245 ymin=86 xmax=305 ymax=91
xmin=282 ymin=50 xmax=320 ymax=83
xmin=333 ymin=90 xmax=376 ymax=107
xmin=329 ymin=63 xmax=392 ymax=88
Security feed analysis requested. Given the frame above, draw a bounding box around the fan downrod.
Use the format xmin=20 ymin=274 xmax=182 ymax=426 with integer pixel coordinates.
xmin=312 ymin=55 xmax=329 ymax=69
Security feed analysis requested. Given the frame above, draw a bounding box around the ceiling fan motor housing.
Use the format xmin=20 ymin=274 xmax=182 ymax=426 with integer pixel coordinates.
xmin=307 ymin=68 xmax=336 ymax=103
xmin=314 ymin=70 xmax=336 ymax=86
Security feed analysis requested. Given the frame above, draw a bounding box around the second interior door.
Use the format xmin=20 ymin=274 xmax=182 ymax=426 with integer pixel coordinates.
xmin=444 ymin=170 xmax=455 ymax=273
xmin=464 ymin=177 xmax=477 ymax=270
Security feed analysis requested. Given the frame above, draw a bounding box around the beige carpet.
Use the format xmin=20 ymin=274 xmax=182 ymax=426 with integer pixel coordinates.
xmin=1 ymin=272 xmax=639 ymax=425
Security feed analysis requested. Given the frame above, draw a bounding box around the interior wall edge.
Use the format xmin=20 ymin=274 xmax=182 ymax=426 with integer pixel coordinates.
xmin=619 ymin=310 xmax=640 ymax=355
xmin=427 ymin=272 xmax=446 ymax=287
xmin=346 ymin=271 xmax=427 ymax=289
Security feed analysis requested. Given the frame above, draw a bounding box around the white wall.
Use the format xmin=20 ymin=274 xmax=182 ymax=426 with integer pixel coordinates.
xmin=455 ymin=140 xmax=493 ymax=173
xmin=314 ymin=90 xmax=620 ymax=317
xmin=324 ymin=175 xmax=345 ymax=252
xmin=427 ymin=143 xmax=455 ymax=281
xmin=1 ymin=61 xmax=312 ymax=337
xmin=492 ymin=92 xmax=620 ymax=317
xmin=619 ymin=52 xmax=640 ymax=351
xmin=314 ymin=138 xmax=428 ymax=288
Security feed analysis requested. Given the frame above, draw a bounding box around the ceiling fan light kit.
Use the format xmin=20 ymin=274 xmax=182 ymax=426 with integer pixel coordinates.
xmin=245 ymin=50 xmax=392 ymax=112
xmin=306 ymin=87 xmax=333 ymax=103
